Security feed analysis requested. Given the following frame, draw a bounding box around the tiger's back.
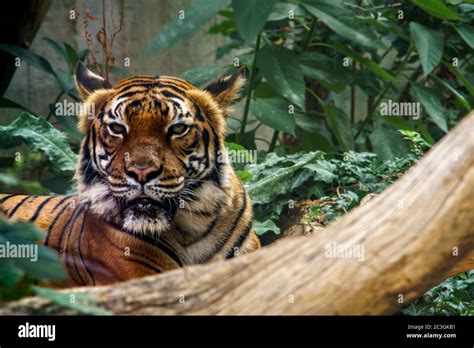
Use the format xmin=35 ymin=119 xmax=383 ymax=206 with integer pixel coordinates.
xmin=0 ymin=194 xmax=186 ymax=286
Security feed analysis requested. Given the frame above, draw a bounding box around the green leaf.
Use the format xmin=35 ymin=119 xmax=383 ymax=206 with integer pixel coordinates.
xmin=0 ymin=97 xmax=35 ymax=114
xmin=411 ymin=84 xmax=448 ymax=133
xmin=298 ymin=52 xmax=353 ymax=87
xmin=432 ymin=75 xmax=471 ymax=111
xmin=64 ymin=43 xmax=79 ymax=72
xmin=0 ymin=113 xmax=78 ymax=175
xmin=246 ymin=151 xmax=324 ymax=205
xmin=268 ymin=3 xmax=305 ymax=21
xmin=232 ymin=0 xmax=278 ymax=42
xmin=409 ymin=22 xmax=444 ymax=76
xmin=0 ymin=43 xmax=56 ymax=75
xmin=144 ymin=0 xmax=229 ymax=56
xmin=0 ymin=43 xmax=74 ymax=93
xmin=32 ymin=286 xmax=112 ymax=315
xmin=253 ymin=219 xmax=280 ymax=235
xmin=179 ymin=66 xmax=223 ymax=87
xmin=301 ymin=2 xmax=380 ymax=50
xmin=331 ymin=43 xmax=396 ymax=82
xmin=323 ymin=104 xmax=354 ymax=151
xmin=412 ymin=0 xmax=461 ymax=20
xmin=250 ymin=97 xmax=295 ymax=134
xmin=42 ymin=38 xmax=69 ymax=63
xmin=257 ymin=44 xmax=306 ymax=110
xmin=453 ymin=24 xmax=474 ymax=49
xmin=369 ymin=124 xmax=409 ymax=161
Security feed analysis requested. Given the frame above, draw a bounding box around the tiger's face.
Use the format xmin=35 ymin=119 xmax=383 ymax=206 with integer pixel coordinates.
xmin=74 ymin=63 xmax=244 ymax=235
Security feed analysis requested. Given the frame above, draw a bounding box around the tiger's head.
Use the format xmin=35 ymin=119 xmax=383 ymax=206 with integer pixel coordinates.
xmin=74 ymin=63 xmax=245 ymax=235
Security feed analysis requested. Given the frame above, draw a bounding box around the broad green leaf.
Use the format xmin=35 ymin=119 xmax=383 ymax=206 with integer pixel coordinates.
xmin=232 ymin=0 xmax=279 ymax=42
xmin=453 ymin=24 xmax=474 ymax=49
xmin=246 ymin=151 xmax=324 ymax=204
xmin=144 ymin=0 xmax=229 ymax=56
xmin=433 ymin=76 xmax=471 ymax=111
xmin=303 ymin=160 xmax=338 ymax=183
xmin=331 ymin=43 xmax=396 ymax=82
xmin=443 ymin=61 xmax=474 ymax=96
xmin=298 ymin=128 xmax=334 ymax=153
xmin=301 ymin=2 xmax=379 ymax=50
xmin=323 ymin=104 xmax=354 ymax=151
xmin=369 ymin=124 xmax=409 ymax=161
xmin=267 ymin=3 xmax=305 ymax=21
xmin=0 ymin=113 xmax=78 ymax=175
xmin=0 ymin=43 xmax=56 ymax=75
xmin=0 ymin=97 xmax=34 ymax=114
xmin=0 ymin=43 xmax=74 ymax=93
xmin=257 ymin=44 xmax=306 ymax=110
xmin=64 ymin=43 xmax=80 ymax=72
xmin=179 ymin=66 xmax=223 ymax=86
xmin=411 ymin=84 xmax=448 ymax=133
xmin=412 ymin=0 xmax=461 ymax=20
xmin=409 ymin=22 xmax=444 ymax=76
xmin=298 ymin=52 xmax=353 ymax=86
xmin=0 ymin=172 xmax=47 ymax=195
xmin=33 ymin=286 xmax=112 ymax=315
xmin=250 ymin=97 xmax=295 ymax=134
xmin=42 ymin=37 xmax=69 ymax=63
xmin=253 ymin=219 xmax=280 ymax=235
xmin=294 ymin=112 xmax=324 ymax=134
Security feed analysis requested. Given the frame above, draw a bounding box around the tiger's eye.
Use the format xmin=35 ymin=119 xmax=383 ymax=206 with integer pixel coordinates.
xmin=171 ymin=124 xmax=188 ymax=135
xmin=108 ymin=123 xmax=126 ymax=134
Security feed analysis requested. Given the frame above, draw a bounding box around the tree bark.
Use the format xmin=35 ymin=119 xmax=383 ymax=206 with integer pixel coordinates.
xmin=0 ymin=0 xmax=52 ymax=95
xmin=1 ymin=112 xmax=473 ymax=315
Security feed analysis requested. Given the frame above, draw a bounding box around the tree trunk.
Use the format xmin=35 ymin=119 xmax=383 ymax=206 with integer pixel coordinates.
xmin=0 ymin=0 xmax=52 ymax=95
xmin=1 ymin=112 xmax=473 ymax=315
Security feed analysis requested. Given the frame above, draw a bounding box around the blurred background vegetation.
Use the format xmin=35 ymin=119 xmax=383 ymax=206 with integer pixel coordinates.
xmin=0 ymin=0 xmax=472 ymax=314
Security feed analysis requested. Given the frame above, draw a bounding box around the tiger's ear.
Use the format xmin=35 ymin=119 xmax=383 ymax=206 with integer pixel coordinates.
xmin=204 ymin=67 xmax=246 ymax=111
xmin=75 ymin=62 xmax=112 ymax=99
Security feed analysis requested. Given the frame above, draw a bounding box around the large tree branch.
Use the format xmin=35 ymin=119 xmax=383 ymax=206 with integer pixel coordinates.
xmin=1 ymin=112 xmax=474 ymax=315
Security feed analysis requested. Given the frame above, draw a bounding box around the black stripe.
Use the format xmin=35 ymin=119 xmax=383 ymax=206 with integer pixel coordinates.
xmin=56 ymin=203 xmax=80 ymax=250
xmin=7 ymin=195 xmax=35 ymax=219
xmin=156 ymin=182 xmax=183 ymax=189
xmin=158 ymin=89 xmax=185 ymax=101
xmin=77 ymin=211 xmax=95 ymax=286
xmin=127 ymin=258 xmax=162 ymax=273
xmin=51 ymin=195 xmax=73 ymax=213
xmin=91 ymin=126 xmax=102 ymax=171
xmin=45 ymin=201 xmax=73 ymax=246
xmin=200 ymin=189 xmax=248 ymax=262
xmin=225 ymin=221 xmax=253 ymax=259
xmin=0 ymin=193 xmax=20 ymax=204
xmin=29 ymin=196 xmax=56 ymax=222
xmin=113 ymin=89 xmax=147 ymax=102
xmin=65 ymin=205 xmax=87 ymax=286
xmin=157 ymin=82 xmax=187 ymax=95
xmin=121 ymin=230 xmax=183 ymax=267
xmin=181 ymin=217 xmax=218 ymax=247
xmin=97 ymin=226 xmax=163 ymax=270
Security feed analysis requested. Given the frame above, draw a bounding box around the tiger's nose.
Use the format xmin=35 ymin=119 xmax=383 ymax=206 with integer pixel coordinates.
xmin=126 ymin=164 xmax=162 ymax=184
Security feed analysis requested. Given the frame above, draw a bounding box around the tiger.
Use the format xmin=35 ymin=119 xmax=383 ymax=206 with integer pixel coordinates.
xmin=0 ymin=62 xmax=261 ymax=287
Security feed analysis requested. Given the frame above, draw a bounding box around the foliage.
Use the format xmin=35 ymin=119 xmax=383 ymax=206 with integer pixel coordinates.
xmin=244 ymin=133 xmax=422 ymax=235
xmin=147 ymin=0 xmax=474 ymax=156
xmin=402 ymin=271 xmax=474 ymax=315
xmin=0 ymin=218 xmax=110 ymax=314
xmin=0 ymin=0 xmax=472 ymax=315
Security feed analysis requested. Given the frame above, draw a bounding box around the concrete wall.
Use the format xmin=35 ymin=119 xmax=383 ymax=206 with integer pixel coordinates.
xmin=3 ymin=0 xmax=226 ymax=120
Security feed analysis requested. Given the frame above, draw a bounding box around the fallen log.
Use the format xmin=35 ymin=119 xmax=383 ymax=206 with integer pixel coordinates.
xmin=1 ymin=112 xmax=473 ymax=315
